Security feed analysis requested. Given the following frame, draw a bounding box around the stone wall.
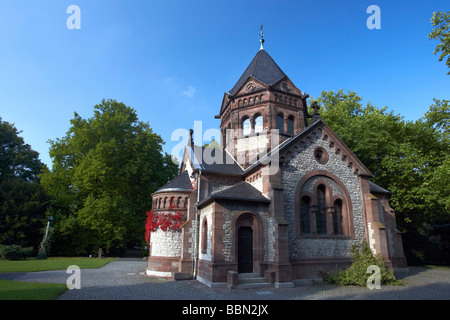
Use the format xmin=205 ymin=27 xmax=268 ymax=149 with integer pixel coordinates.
xmin=150 ymin=228 xmax=182 ymax=257
xmin=281 ymin=135 xmax=366 ymax=258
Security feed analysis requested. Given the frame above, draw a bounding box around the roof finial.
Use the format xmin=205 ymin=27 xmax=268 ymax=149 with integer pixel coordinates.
xmin=259 ymin=24 xmax=264 ymax=50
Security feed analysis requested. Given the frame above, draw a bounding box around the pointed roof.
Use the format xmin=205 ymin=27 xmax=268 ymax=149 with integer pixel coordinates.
xmin=229 ymin=49 xmax=286 ymax=95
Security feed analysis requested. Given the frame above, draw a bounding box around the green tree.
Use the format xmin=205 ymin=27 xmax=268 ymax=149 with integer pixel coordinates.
xmin=40 ymin=99 xmax=178 ymax=255
xmin=428 ymin=11 xmax=450 ymax=75
xmin=0 ymin=118 xmax=48 ymax=248
xmin=0 ymin=118 xmax=43 ymax=182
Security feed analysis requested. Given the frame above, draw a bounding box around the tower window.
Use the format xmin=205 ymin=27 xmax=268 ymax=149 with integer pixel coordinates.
xmin=254 ymin=116 xmax=263 ymax=133
xmin=287 ymin=116 xmax=294 ymax=135
xmin=242 ymin=118 xmax=251 ymax=135
xmin=276 ymin=115 xmax=284 ymax=134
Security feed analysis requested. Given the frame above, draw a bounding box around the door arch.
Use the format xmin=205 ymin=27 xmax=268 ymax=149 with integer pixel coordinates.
xmin=232 ymin=212 xmax=264 ymax=274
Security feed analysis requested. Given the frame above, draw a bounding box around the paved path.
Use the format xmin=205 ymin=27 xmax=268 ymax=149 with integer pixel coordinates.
xmin=2 ymin=259 xmax=450 ymax=300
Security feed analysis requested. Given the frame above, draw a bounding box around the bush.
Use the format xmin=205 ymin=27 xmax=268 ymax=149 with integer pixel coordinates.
xmin=0 ymin=245 xmax=35 ymax=260
xmin=323 ymin=241 xmax=402 ymax=287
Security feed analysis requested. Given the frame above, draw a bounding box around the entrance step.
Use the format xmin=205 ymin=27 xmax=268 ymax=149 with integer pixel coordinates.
xmin=236 ymin=273 xmax=273 ymax=290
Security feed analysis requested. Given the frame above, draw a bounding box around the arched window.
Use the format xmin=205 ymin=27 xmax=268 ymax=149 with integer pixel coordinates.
xmin=316 ymin=185 xmax=327 ymax=234
xmin=297 ymin=175 xmax=353 ymax=238
xmin=201 ymin=218 xmax=208 ymax=254
xmin=287 ymin=116 xmax=294 ymax=135
xmin=333 ymin=199 xmax=343 ymax=235
xmin=276 ymin=115 xmax=284 ymax=134
xmin=300 ymin=196 xmax=311 ymax=234
xmin=254 ymin=115 xmax=263 ymax=133
xmin=242 ymin=118 xmax=251 ymax=136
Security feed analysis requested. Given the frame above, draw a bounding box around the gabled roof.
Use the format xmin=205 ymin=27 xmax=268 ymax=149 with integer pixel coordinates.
xmin=153 ymin=170 xmax=192 ymax=195
xmin=229 ymin=49 xmax=286 ymax=96
xmin=192 ymin=146 xmax=243 ymax=176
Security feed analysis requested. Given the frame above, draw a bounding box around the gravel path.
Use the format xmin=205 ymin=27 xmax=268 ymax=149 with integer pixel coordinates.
xmin=2 ymin=259 xmax=449 ymax=300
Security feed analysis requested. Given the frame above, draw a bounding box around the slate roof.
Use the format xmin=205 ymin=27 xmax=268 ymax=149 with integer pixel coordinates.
xmin=192 ymin=146 xmax=243 ymax=176
xmin=229 ymin=49 xmax=287 ymax=95
xmin=198 ymin=181 xmax=271 ymax=207
xmin=369 ymin=181 xmax=390 ymax=194
xmin=153 ymin=170 xmax=192 ymax=195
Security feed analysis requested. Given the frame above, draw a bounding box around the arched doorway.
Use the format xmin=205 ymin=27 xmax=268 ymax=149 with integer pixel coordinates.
xmin=233 ymin=212 xmax=264 ymax=274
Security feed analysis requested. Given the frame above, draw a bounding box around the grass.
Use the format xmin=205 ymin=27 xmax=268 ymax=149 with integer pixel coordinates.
xmin=0 ymin=257 xmax=117 ymax=273
xmin=0 ymin=280 xmax=68 ymax=300
xmin=0 ymin=257 xmax=118 ymax=300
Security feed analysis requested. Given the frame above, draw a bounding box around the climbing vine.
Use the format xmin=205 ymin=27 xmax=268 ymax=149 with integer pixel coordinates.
xmin=145 ymin=180 xmax=195 ymax=245
xmin=145 ymin=202 xmax=186 ymax=244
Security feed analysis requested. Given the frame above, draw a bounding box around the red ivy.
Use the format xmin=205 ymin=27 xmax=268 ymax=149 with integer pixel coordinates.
xmin=145 ymin=201 xmax=186 ymax=245
xmin=145 ymin=176 xmax=195 ymax=245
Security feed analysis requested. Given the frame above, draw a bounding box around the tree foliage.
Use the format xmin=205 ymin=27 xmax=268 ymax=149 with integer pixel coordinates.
xmin=0 ymin=118 xmax=48 ymax=248
xmin=0 ymin=118 xmax=43 ymax=182
xmin=312 ymin=90 xmax=450 ymax=265
xmin=40 ymin=99 xmax=178 ymax=255
xmin=428 ymin=11 xmax=450 ymax=75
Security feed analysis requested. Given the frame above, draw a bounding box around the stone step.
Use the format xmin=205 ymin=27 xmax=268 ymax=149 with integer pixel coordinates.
xmin=239 ymin=276 xmax=268 ymax=284
xmin=238 ymin=273 xmax=260 ymax=279
xmin=236 ymin=273 xmax=272 ymax=289
xmin=236 ymin=282 xmax=273 ymax=290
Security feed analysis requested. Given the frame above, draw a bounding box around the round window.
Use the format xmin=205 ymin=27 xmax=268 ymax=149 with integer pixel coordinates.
xmin=314 ymin=147 xmax=328 ymax=164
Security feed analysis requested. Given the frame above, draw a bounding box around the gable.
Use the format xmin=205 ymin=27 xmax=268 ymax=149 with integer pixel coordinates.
xmin=270 ymin=77 xmax=303 ymax=97
xmin=231 ymin=76 xmax=268 ymax=98
xmin=278 ymin=120 xmax=372 ymax=177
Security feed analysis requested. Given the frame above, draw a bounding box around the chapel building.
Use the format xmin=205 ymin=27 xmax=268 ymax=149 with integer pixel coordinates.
xmin=146 ymin=37 xmax=408 ymax=288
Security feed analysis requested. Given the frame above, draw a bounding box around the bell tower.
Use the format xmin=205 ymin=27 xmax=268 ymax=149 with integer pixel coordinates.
xmin=217 ymin=29 xmax=312 ymax=168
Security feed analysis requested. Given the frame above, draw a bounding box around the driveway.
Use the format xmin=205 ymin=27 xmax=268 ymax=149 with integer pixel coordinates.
xmin=2 ymin=259 xmax=449 ymax=300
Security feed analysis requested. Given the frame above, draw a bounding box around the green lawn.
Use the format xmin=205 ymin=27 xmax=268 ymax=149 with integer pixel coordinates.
xmin=0 ymin=280 xmax=68 ymax=300
xmin=0 ymin=257 xmax=117 ymax=273
xmin=0 ymin=257 xmax=117 ymax=300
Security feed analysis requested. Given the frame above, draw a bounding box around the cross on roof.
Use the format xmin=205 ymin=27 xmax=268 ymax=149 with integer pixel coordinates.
xmin=311 ymin=101 xmax=320 ymax=115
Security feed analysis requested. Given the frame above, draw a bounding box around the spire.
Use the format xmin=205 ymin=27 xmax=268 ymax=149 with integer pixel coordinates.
xmin=259 ymin=25 xmax=264 ymax=50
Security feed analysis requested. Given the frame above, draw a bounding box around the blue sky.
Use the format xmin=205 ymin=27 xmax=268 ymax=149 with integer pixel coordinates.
xmin=1 ymin=0 xmax=449 ymax=167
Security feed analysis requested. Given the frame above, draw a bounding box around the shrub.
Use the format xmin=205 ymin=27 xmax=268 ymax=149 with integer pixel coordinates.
xmin=323 ymin=241 xmax=402 ymax=287
xmin=0 ymin=245 xmax=35 ymax=260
